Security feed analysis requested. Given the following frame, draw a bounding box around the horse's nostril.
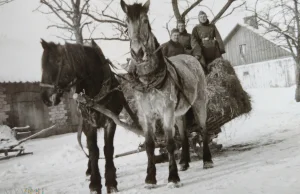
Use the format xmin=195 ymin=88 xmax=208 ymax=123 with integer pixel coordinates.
xmin=137 ymin=48 xmax=144 ymax=58
xmin=131 ymin=48 xmax=145 ymax=61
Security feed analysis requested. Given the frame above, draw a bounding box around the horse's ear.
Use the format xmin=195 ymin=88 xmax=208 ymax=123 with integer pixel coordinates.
xmin=91 ymin=39 xmax=97 ymax=47
xmin=143 ymin=0 xmax=150 ymax=13
xmin=120 ymin=0 xmax=128 ymax=13
xmin=40 ymin=39 xmax=48 ymax=50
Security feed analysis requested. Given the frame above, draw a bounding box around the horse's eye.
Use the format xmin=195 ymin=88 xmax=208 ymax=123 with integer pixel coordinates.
xmin=143 ymin=18 xmax=148 ymax=24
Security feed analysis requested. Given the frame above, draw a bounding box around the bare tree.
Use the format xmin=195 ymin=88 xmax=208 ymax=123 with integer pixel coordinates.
xmin=246 ymin=0 xmax=300 ymax=101
xmin=211 ymin=0 xmax=246 ymax=24
xmin=38 ymin=0 xmax=91 ymax=44
xmin=171 ymin=0 xmax=203 ymax=23
xmin=82 ymin=0 xmax=129 ymax=41
xmin=0 ymin=0 xmax=15 ymax=6
xmin=37 ymin=0 xmax=128 ymax=43
xmin=171 ymin=0 xmax=245 ymax=24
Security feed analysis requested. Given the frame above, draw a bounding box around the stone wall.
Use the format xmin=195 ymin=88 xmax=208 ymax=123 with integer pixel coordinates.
xmin=0 ymin=85 xmax=10 ymax=124
xmin=0 ymin=82 xmax=79 ymax=138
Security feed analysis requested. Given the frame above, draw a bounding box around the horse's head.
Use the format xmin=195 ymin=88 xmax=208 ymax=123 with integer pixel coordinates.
xmin=40 ymin=39 xmax=76 ymax=107
xmin=121 ymin=0 xmax=160 ymax=67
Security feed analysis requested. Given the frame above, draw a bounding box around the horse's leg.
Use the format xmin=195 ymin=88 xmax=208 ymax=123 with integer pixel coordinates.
xmin=177 ymin=116 xmax=190 ymax=171
xmin=82 ymin=120 xmax=91 ymax=177
xmin=104 ymin=119 xmax=118 ymax=193
xmin=192 ymin=99 xmax=213 ymax=169
xmin=83 ymin=120 xmax=102 ymax=193
xmin=143 ymin=117 xmax=157 ymax=187
xmin=163 ymin=103 xmax=180 ymax=186
xmin=86 ymin=158 xmax=91 ymax=176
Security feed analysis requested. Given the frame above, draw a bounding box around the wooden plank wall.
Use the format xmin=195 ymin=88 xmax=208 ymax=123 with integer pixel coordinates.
xmin=223 ymin=26 xmax=291 ymax=66
xmin=233 ymin=57 xmax=296 ymax=88
xmin=0 ymin=82 xmax=79 ymax=138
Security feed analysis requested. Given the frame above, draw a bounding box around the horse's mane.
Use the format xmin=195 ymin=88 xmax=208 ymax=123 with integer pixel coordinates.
xmin=126 ymin=3 xmax=146 ymax=20
xmin=41 ymin=42 xmax=60 ymax=72
xmin=42 ymin=41 xmax=112 ymax=87
xmin=64 ymin=43 xmax=88 ymax=75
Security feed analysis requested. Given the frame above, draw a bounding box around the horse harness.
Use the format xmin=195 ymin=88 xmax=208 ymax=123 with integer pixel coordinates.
xmin=40 ymin=45 xmax=121 ymax=158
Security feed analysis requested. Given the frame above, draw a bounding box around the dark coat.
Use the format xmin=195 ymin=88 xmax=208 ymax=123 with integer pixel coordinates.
xmin=162 ymin=40 xmax=185 ymax=58
xmin=178 ymin=30 xmax=192 ymax=55
xmin=191 ymin=20 xmax=225 ymax=64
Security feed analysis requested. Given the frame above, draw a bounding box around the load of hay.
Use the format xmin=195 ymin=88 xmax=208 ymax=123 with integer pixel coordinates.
xmin=119 ymin=57 xmax=252 ymax=135
xmin=205 ymin=58 xmax=252 ymax=133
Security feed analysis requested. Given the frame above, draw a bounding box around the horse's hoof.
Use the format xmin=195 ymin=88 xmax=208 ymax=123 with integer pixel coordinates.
xmin=144 ymin=184 xmax=157 ymax=189
xmin=167 ymin=182 xmax=182 ymax=188
xmin=203 ymin=161 xmax=214 ymax=169
xmin=107 ymin=186 xmax=118 ymax=193
xmin=90 ymin=190 xmax=100 ymax=194
xmin=90 ymin=186 xmax=101 ymax=194
xmin=179 ymin=164 xmax=189 ymax=171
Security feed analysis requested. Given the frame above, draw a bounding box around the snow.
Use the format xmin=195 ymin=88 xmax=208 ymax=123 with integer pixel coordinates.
xmin=0 ymin=125 xmax=18 ymax=149
xmin=1 ymin=86 xmax=300 ymax=194
xmin=0 ymin=125 xmax=15 ymax=140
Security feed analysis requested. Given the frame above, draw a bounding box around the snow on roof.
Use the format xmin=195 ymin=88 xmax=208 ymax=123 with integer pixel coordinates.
xmin=0 ymin=74 xmax=40 ymax=83
xmin=223 ymin=22 xmax=291 ymax=53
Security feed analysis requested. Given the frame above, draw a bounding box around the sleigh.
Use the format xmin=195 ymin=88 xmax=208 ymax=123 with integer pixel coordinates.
xmin=0 ymin=125 xmax=56 ymax=161
xmin=74 ymin=58 xmax=252 ymax=160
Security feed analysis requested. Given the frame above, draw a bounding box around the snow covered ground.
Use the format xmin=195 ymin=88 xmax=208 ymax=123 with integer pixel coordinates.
xmin=1 ymin=86 xmax=300 ymax=194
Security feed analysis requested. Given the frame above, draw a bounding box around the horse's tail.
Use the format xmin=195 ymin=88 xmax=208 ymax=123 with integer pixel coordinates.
xmin=122 ymin=98 xmax=143 ymax=133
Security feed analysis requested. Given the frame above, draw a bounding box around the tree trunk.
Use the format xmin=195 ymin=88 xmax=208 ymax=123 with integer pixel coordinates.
xmin=295 ymin=61 xmax=300 ymax=102
xmin=74 ymin=27 xmax=83 ymax=44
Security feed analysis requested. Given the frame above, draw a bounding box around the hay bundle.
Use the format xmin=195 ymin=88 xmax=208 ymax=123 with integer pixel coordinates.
xmin=119 ymin=58 xmax=252 ymax=134
xmin=205 ymin=58 xmax=252 ymax=132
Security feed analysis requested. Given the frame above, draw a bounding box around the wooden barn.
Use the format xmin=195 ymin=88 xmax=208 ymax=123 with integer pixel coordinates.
xmin=0 ymin=78 xmax=80 ymax=138
xmin=223 ymin=16 xmax=296 ymax=88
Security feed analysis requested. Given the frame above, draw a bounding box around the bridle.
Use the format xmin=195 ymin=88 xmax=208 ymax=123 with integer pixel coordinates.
xmin=128 ymin=20 xmax=163 ymax=63
xmin=40 ymin=64 xmax=82 ymax=95
xmin=40 ymin=46 xmax=87 ymax=95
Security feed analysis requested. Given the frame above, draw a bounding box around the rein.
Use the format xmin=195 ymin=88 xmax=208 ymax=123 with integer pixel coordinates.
xmin=40 ymin=46 xmax=89 ymax=93
xmin=40 ymin=77 xmax=85 ymax=94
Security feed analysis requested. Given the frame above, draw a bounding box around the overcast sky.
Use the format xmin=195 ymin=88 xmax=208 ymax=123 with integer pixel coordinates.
xmin=0 ymin=0 xmax=249 ymax=82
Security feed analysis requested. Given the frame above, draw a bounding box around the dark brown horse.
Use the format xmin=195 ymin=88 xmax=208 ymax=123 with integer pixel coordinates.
xmin=40 ymin=39 xmax=138 ymax=194
xmin=121 ymin=0 xmax=213 ymax=189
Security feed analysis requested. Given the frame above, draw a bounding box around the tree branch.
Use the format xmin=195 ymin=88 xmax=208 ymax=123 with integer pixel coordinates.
xmin=80 ymin=0 xmax=90 ymax=14
xmin=211 ymin=0 xmax=236 ymax=24
xmin=285 ymin=34 xmax=297 ymax=60
xmin=80 ymin=21 xmax=92 ymax=33
xmin=163 ymin=16 xmax=174 ymax=37
xmin=248 ymin=8 xmax=297 ymax=42
xmin=84 ymin=12 xmax=126 ymax=27
xmin=293 ymin=0 xmax=300 ymax=56
xmin=182 ymin=0 xmax=203 ymax=18
xmin=172 ymin=0 xmax=182 ymax=21
xmin=47 ymin=24 xmax=72 ymax=30
xmin=220 ymin=1 xmax=246 ymax=20
xmin=0 ymin=0 xmax=15 ymax=6
xmin=40 ymin=0 xmax=74 ymax=27
xmin=52 ymin=0 xmax=73 ymax=20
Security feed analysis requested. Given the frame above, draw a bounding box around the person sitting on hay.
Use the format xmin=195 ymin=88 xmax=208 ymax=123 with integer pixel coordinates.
xmin=191 ymin=10 xmax=226 ymax=73
xmin=162 ymin=28 xmax=186 ymax=57
xmin=177 ymin=20 xmax=193 ymax=55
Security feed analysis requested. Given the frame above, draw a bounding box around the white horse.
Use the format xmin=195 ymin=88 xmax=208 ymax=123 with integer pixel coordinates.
xmin=121 ymin=0 xmax=213 ymax=188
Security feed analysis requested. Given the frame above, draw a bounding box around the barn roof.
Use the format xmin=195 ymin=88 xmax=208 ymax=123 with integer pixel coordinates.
xmin=223 ymin=23 xmax=291 ymax=53
xmin=0 ymin=75 xmax=40 ymax=83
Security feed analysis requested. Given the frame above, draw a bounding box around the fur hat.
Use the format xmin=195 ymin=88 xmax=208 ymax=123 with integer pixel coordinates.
xmin=198 ymin=10 xmax=207 ymax=16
